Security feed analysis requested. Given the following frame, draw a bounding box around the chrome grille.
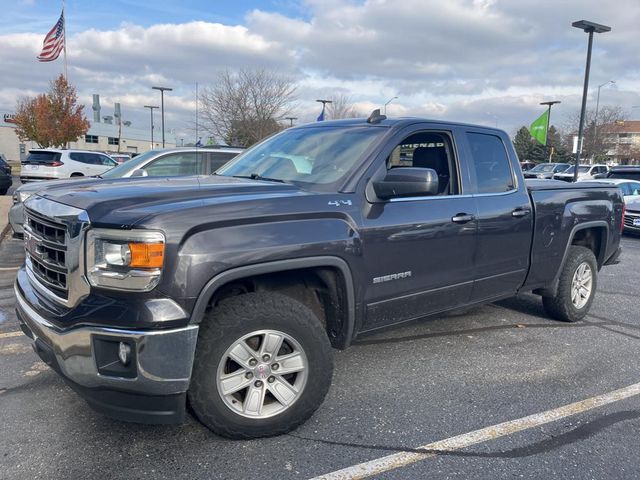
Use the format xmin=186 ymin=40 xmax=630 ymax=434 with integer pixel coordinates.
xmin=24 ymin=209 xmax=69 ymax=299
xmin=22 ymin=196 xmax=91 ymax=307
xmin=625 ymin=211 xmax=640 ymax=229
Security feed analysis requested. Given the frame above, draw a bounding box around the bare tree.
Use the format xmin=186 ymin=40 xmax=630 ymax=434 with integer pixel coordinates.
xmin=560 ymin=106 xmax=627 ymax=161
xmin=198 ymin=69 xmax=296 ymax=147
xmin=327 ymin=94 xmax=362 ymax=120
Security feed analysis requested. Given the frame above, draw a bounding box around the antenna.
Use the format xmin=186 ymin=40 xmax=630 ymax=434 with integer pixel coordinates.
xmin=367 ymin=109 xmax=386 ymax=124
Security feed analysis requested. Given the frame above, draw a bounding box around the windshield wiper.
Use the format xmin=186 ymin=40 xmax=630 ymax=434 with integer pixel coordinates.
xmin=231 ymin=173 xmax=287 ymax=184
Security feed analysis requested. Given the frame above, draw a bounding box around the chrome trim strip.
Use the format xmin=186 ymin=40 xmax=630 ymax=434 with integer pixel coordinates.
xmin=15 ymin=282 xmax=198 ymax=395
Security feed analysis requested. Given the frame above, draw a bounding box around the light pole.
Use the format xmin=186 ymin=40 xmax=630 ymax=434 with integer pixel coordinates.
xmin=285 ymin=117 xmax=297 ymax=127
xmin=316 ymin=99 xmax=332 ymax=121
xmin=143 ymin=105 xmax=159 ymax=149
xmin=594 ymin=80 xmax=615 ymax=150
xmin=571 ymin=20 xmax=611 ymax=181
xmin=152 ymin=86 xmax=173 ymax=147
xmin=384 ymin=96 xmax=398 ymax=115
xmin=540 ymin=100 xmax=561 ymax=162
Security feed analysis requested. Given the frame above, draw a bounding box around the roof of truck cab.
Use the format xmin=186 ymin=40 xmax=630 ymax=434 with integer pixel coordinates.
xmin=291 ymin=117 xmax=506 ymax=133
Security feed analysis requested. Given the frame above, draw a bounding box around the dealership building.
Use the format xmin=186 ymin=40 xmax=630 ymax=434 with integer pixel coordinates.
xmin=0 ymin=95 xmax=176 ymax=162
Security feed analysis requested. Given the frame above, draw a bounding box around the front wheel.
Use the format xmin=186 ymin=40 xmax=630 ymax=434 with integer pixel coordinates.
xmin=543 ymin=245 xmax=597 ymax=322
xmin=188 ymin=292 xmax=333 ymax=439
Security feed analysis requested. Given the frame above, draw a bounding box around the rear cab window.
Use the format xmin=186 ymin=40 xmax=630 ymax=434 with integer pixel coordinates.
xmin=466 ymin=132 xmax=515 ymax=194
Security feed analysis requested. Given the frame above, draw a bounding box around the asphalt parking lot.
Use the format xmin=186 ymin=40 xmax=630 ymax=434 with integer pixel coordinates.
xmin=1 ymin=235 xmax=640 ymax=480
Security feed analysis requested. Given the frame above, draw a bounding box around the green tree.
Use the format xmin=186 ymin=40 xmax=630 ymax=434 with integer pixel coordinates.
xmin=513 ymin=126 xmax=534 ymax=162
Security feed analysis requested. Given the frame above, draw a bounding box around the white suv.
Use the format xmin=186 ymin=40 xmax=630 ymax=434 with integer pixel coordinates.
xmin=20 ymin=149 xmax=118 ymax=182
xmin=553 ymin=164 xmax=609 ymax=182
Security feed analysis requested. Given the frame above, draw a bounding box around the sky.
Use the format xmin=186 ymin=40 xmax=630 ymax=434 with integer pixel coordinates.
xmin=0 ymin=0 xmax=639 ymax=142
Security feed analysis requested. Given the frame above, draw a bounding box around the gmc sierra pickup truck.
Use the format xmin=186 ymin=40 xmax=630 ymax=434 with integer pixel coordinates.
xmin=15 ymin=113 xmax=624 ymax=439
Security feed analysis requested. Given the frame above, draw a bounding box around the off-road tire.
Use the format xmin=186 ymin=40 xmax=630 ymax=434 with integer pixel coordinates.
xmin=188 ymin=292 xmax=333 ymax=439
xmin=542 ymin=246 xmax=597 ymax=322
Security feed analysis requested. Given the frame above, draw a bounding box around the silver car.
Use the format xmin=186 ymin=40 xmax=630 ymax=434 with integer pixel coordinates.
xmin=9 ymin=147 xmax=243 ymax=235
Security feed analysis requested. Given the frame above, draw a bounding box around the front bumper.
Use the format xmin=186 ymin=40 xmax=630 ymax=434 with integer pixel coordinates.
xmin=15 ymin=280 xmax=199 ymax=424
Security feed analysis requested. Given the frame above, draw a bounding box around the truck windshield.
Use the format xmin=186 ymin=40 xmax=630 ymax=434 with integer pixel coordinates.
xmin=217 ymin=126 xmax=385 ymax=187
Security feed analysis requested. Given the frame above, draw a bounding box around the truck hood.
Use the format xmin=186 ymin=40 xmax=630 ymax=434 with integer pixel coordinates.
xmin=37 ymin=175 xmax=305 ymax=227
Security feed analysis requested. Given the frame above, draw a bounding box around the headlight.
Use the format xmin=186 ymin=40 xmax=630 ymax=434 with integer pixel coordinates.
xmin=537 ymin=174 xmax=546 ymax=179
xmin=86 ymin=229 xmax=165 ymax=291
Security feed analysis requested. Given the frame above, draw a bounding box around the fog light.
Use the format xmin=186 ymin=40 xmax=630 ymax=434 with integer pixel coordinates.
xmin=118 ymin=342 xmax=131 ymax=366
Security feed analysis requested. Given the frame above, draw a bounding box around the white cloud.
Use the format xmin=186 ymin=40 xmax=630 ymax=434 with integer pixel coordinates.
xmin=0 ymin=0 xmax=639 ymax=139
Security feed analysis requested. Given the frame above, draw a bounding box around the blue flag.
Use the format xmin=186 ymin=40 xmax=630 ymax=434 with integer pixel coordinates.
xmin=317 ymin=105 xmax=325 ymax=122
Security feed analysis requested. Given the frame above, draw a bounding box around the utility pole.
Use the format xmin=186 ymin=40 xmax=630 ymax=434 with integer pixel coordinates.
xmin=144 ymin=105 xmax=159 ymax=149
xmin=540 ymin=101 xmax=561 ymax=162
xmin=152 ymin=86 xmax=173 ymax=147
xmin=285 ymin=117 xmax=297 ymax=127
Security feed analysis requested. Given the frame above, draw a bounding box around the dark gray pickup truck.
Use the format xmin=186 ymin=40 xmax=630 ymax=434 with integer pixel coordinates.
xmin=15 ymin=115 xmax=624 ymax=439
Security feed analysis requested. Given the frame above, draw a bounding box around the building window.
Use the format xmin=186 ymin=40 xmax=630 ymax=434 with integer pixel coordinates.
xmin=108 ymin=137 xmax=119 ymax=146
xmin=85 ymin=134 xmax=99 ymax=144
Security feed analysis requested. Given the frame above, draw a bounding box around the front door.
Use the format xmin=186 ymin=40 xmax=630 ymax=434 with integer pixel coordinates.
xmin=359 ymin=127 xmax=478 ymax=331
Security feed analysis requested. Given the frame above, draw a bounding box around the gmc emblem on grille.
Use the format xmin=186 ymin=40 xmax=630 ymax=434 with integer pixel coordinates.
xmin=24 ymin=232 xmax=41 ymax=259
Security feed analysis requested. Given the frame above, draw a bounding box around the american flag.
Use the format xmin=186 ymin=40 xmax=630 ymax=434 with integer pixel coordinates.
xmin=37 ymin=11 xmax=65 ymax=62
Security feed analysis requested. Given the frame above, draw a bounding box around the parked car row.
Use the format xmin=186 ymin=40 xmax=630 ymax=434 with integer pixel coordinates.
xmin=0 ymin=153 xmax=12 ymax=195
xmin=10 ymin=146 xmax=243 ymax=235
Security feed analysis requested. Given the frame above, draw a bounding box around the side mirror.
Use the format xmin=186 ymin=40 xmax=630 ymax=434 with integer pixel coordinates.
xmin=130 ymin=169 xmax=148 ymax=177
xmin=373 ymin=167 xmax=439 ymax=200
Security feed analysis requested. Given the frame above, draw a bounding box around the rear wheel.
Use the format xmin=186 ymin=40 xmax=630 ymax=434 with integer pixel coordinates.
xmin=542 ymin=246 xmax=597 ymax=322
xmin=188 ymin=292 xmax=333 ymax=439
xmin=70 ymin=172 xmax=84 ymax=177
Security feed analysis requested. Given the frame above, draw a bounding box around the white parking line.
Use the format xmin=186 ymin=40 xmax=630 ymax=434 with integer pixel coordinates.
xmin=310 ymin=381 xmax=640 ymax=480
xmin=0 ymin=331 xmax=22 ymax=339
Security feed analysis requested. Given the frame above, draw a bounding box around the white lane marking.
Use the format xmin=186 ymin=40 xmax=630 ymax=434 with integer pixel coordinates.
xmin=0 ymin=266 xmax=20 ymax=271
xmin=0 ymin=331 xmax=22 ymax=339
xmin=310 ymin=381 xmax=640 ymax=480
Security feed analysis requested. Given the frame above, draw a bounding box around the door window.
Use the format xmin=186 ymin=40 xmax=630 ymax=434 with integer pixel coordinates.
xmin=207 ymin=152 xmax=238 ymax=173
xmin=467 ymin=133 xmax=514 ymax=194
xmin=386 ymin=131 xmax=458 ymax=195
xmin=143 ymin=152 xmax=200 ymax=176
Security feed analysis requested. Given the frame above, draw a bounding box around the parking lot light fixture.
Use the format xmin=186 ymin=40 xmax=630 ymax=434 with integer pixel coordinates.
xmin=384 ymin=96 xmax=398 ymax=115
xmin=143 ymin=105 xmax=159 ymax=149
xmin=152 ymin=86 xmax=173 ymax=148
xmin=572 ymin=20 xmax=611 ymax=181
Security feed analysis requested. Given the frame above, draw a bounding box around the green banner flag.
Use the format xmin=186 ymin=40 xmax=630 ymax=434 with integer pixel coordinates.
xmin=529 ymin=110 xmax=549 ymax=146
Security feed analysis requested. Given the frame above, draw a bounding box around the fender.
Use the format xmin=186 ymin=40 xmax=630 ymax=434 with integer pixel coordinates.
xmin=537 ymin=220 xmax=609 ymax=297
xmin=189 ymin=256 xmax=357 ymax=348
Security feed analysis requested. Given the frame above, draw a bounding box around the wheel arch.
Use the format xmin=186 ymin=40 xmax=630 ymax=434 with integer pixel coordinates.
xmin=190 ymin=256 xmax=356 ymax=349
xmin=536 ymin=221 xmax=608 ymax=297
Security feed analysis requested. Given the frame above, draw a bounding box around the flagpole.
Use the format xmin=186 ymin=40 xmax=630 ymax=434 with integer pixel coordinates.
xmin=62 ymin=0 xmax=68 ymax=79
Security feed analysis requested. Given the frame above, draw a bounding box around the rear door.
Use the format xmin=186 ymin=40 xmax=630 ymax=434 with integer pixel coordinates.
xmin=462 ymin=130 xmax=533 ymax=301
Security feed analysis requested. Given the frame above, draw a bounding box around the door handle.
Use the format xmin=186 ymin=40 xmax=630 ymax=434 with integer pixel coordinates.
xmin=451 ymin=213 xmax=475 ymax=224
xmin=512 ymin=208 xmax=531 ymax=218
